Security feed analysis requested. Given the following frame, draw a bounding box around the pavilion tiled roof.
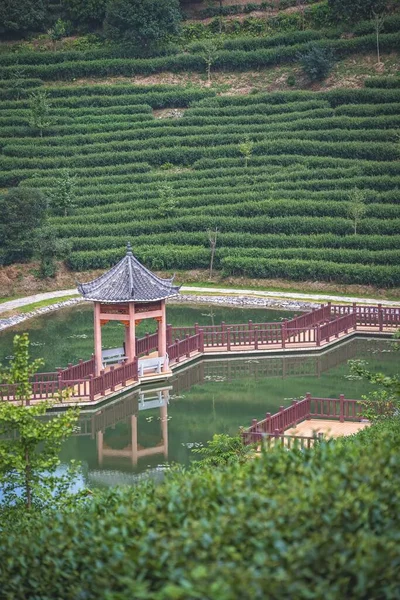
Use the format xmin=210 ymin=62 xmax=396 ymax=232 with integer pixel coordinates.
xmin=77 ymin=243 xmax=181 ymax=303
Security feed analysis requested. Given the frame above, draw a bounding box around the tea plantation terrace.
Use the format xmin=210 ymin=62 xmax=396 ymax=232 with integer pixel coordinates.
xmin=1 ymin=79 xmax=399 ymax=286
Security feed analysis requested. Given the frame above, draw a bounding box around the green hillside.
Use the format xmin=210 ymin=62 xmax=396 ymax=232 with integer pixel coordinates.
xmin=1 ymin=0 xmax=400 ymax=288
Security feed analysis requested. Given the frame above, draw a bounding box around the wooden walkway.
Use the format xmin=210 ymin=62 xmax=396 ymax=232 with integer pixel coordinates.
xmin=285 ymin=419 xmax=370 ymax=439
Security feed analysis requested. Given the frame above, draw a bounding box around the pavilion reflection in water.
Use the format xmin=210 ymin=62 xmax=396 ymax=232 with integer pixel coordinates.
xmin=72 ymin=337 xmax=379 ymax=469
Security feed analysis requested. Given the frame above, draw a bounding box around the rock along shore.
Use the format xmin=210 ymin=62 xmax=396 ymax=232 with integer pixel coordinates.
xmin=0 ymin=294 xmax=320 ymax=332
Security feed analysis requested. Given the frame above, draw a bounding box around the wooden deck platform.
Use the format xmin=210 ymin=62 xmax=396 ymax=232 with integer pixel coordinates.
xmin=285 ymin=419 xmax=370 ymax=439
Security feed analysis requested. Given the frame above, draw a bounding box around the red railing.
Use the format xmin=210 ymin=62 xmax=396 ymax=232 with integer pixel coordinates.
xmin=136 ymin=332 xmax=159 ymax=356
xmin=168 ymin=332 xmax=203 ymax=364
xmin=319 ymin=312 xmax=356 ymax=344
xmin=242 ymin=393 xmax=364 ymax=444
xmin=285 ymin=304 xmax=331 ymax=330
xmin=331 ymin=304 xmax=400 ymax=330
xmin=58 ymin=356 xmax=95 ymax=382
xmin=90 ymin=360 xmax=138 ymax=401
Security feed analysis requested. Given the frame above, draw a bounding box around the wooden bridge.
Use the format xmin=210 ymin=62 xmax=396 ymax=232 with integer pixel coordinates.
xmin=242 ymin=392 xmax=370 ymax=447
xmin=1 ymin=302 xmax=398 ymax=405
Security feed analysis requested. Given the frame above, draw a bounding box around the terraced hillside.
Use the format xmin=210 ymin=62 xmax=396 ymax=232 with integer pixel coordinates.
xmin=1 ymin=21 xmax=400 ymax=288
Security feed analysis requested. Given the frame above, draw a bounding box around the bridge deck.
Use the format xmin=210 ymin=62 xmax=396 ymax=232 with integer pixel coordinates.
xmin=285 ymin=419 xmax=370 ymax=438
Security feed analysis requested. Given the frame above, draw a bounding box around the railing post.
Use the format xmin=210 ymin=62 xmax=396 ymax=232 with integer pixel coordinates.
xmin=89 ymin=375 xmax=94 ymax=402
xmin=175 ymin=339 xmax=180 ymax=363
xmin=339 ymin=394 xmax=345 ymax=423
xmin=100 ymin=370 xmax=105 ymax=395
xmin=292 ymin=399 xmax=298 ymax=426
xmin=306 ymin=392 xmax=311 ymax=420
xmin=226 ymin=328 xmax=231 ymax=351
xmin=315 ymin=324 xmax=321 ymax=347
xmin=281 ymin=321 xmax=286 ymax=349
xmin=251 ymin=418 xmax=258 ymax=444
xmin=166 ymin=324 xmax=172 ymax=347
xmin=265 ymin=412 xmax=271 ymax=434
xmin=199 ymin=329 xmax=204 ymax=353
xmin=327 ymin=301 xmax=332 ymax=320
xmin=254 ymin=327 xmax=258 ymax=350
xmin=221 ymin=321 xmax=226 ymax=346
xmin=378 ymin=303 xmax=383 ymax=331
xmin=248 ymin=320 xmax=253 ymax=331
xmin=57 ymin=372 xmax=62 ymax=391
xmin=194 ymin=322 xmax=199 ymax=335
xmin=279 ymin=405 xmax=285 ymax=432
xmin=185 ymin=334 xmax=190 ymax=358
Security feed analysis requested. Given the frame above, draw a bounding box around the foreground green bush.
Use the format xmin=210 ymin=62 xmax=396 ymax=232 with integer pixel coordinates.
xmin=1 ymin=420 xmax=400 ymax=598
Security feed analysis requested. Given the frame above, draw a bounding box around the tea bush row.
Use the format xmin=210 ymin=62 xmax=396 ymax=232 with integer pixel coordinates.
xmin=221 ymin=256 xmax=400 ymax=286
xmin=1 ymin=33 xmax=399 ymax=80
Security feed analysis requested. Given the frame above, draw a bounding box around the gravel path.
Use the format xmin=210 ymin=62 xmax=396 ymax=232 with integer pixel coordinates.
xmin=1 ymin=286 xmax=399 ymax=316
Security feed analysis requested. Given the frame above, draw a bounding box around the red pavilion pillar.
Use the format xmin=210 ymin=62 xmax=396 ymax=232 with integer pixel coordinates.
xmin=158 ymin=300 xmax=168 ymax=371
xmin=94 ymin=301 xmax=103 ymax=376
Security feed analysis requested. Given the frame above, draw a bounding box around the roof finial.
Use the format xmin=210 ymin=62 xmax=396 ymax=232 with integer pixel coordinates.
xmin=126 ymin=241 xmax=132 ymax=255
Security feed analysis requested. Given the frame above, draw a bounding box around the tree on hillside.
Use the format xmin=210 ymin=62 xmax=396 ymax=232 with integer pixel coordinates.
xmin=0 ymin=334 xmax=80 ymax=514
xmin=34 ymin=227 xmax=72 ymax=278
xmin=198 ymin=38 xmax=222 ymax=83
xmin=299 ymin=44 xmax=335 ymax=81
xmin=157 ymin=181 xmax=177 ymax=218
xmin=347 ymin=187 xmax=367 ymax=234
xmin=327 ymin=0 xmax=389 ymax=23
xmin=50 ymin=169 xmax=77 ymax=216
xmin=64 ymin=0 xmax=107 ymax=28
xmin=0 ymin=0 xmax=48 ymax=35
xmin=239 ymin=136 xmax=254 ymax=168
xmin=208 ymin=227 xmax=219 ymax=279
xmin=104 ymin=0 xmax=181 ymax=49
xmin=0 ymin=188 xmax=48 ymax=265
xmin=29 ymin=90 xmax=52 ymax=137
xmin=372 ymin=8 xmax=386 ymax=64
xmin=48 ymin=18 xmax=67 ymax=50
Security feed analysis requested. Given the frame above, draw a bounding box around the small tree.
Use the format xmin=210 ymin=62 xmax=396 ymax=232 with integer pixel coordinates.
xmin=48 ymin=18 xmax=67 ymax=50
xmin=0 ymin=334 xmax=44 ymax=406
xmin=29 ymin=90 xmax=51 ymax=137
xmin=0 ymin=187 xmax=48 ymax=265
xmin=239 ymin=136 xmax=254 ymax=168
xmin=327 ymin=0 xmax=388 ymax=23
xmin=348 ymin=354 xmax=400 ymax=423
xmin=50 ymin=169 xmax=77 ymax=216
xmin=372 ymin=8 xmax=386 ymax=65
xmin=104 ymin=0 xmax=181 ymax=50
xmin=299 ymin=44 xmax=335 ymax=82
xmin=34 ymin=227 xmax=72 ymax=278
xmin=0 ymin=333 xmax=81 ymax=514
xmin=208 ymin=227 xmax=218 ymax=279
xmin=347 ymin=187 xmax=367 ymax=234
xmin=199 ymin=39 xmax=221 ymax=83
xmin=296 ymin=0 xmax=306 ymax=30
xmin=157 ymin=181 xmax=177 ymax=218
xmin=192 ymin=434 xmax=255 ymax=468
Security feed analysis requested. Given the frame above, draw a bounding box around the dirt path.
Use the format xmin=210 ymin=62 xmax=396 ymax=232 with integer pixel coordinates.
xmin=1 ymin=286 xmax=399 ymax=316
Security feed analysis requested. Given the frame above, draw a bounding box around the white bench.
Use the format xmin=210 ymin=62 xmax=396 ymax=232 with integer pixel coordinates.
xmin=101 ymin=347 xmax=127 ymax=367
xmin=138 ymin=355 xmax=168 ymax=377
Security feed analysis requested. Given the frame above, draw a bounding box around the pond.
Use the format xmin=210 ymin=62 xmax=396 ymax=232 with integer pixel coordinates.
xmin=0 ymin=304 xmax=398 ymax=488
xmin=0 ymin=303 xmax=295 ymax=371
xmin=62 ymin=335 xmax=397 ymax=489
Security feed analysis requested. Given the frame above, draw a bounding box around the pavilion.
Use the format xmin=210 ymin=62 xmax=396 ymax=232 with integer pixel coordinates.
xmin=78 ymin=243 xmax=180 ymax=376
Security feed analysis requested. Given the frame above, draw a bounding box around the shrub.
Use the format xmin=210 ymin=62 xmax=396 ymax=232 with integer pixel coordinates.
xmin=299 ymin=44 xmax=335 ymax=81
xmin=2 ymin=420 xmax=400 ymax=597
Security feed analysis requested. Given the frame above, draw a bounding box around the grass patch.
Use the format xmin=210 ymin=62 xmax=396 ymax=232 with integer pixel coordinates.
xmin=17 ymin=295 xmax=80 ymax=314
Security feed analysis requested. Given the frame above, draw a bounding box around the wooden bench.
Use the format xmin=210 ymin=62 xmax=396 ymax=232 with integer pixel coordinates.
xmin=101 ymin=347 xmax=127 ymax=367
xmin=138 ymin=355 xmax=168 ymax=377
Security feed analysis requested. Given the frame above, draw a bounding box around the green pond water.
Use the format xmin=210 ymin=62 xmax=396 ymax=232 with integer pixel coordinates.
xmin=1 ymin=304 xmax=399 ymax=488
